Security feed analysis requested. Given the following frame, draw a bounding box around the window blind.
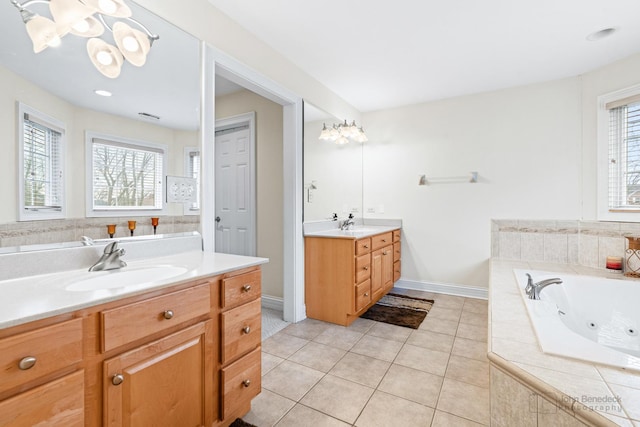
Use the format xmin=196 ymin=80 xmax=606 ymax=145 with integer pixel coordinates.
xmin=92 ymin=139 xmax=164 ymax=209
xmin=608 ymin=101 xmax=640 ymax=210
xmin=23 ymin=115 xmax=63 ymax=211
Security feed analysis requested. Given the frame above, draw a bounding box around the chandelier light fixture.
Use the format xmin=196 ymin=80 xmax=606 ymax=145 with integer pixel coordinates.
xmin=319 ymin=119 xmax=368 ymax=144
xmin=10 ymin=0 xmax=159 ymax=79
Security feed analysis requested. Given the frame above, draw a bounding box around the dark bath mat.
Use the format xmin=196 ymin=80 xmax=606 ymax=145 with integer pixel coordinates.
xmin=360 ymin=293 xmax=433 ymax=329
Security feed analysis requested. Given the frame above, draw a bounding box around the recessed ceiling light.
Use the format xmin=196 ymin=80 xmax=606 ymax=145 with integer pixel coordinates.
xmin=94 ymin=89 xmax=112 ymax=97
xmin=586 ymin=27 xmax=617 ymax=41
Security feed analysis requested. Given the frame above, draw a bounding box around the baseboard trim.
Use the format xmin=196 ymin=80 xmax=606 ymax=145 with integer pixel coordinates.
xmin=261 ymin=295 xmax=284 ymax=311
xmin=395 ymin=278 xmax=488 ymax=300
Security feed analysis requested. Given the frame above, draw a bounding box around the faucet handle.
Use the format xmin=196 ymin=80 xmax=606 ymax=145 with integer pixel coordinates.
xmin=104 ymin=241 xmax=119 ymax=254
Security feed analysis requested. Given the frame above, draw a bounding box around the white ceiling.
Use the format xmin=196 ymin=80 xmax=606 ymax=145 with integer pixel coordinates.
xmin=207 ymin=0 xmax=640 ymax=113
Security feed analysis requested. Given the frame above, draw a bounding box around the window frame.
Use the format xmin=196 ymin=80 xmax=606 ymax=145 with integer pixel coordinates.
xmin=85 ymin=131 xmax=168 ymax=218
xmin=183 ymin=147 xmax=200 ymax=215
xmin=17 ymin=102 xmax=66 ymax=221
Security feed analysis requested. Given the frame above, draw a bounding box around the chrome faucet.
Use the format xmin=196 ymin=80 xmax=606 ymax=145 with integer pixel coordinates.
xmin=89 ymin=241 xmax=127 ymax=272
xmin=525 ymin=274 xmax=562 ymax=300
xmin=340 ymin=214 xmax=355 ymax=230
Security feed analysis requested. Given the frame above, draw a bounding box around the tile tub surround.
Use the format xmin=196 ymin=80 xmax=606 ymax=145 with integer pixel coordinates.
xmin=0 ymin=215 xmax=200 ymax=249
xmin=489 ymin=259 xmax=640 ymax=426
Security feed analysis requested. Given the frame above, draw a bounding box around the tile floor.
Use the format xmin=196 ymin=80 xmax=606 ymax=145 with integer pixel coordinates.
xmin=247 ymin=289 xmax=490 ymax=426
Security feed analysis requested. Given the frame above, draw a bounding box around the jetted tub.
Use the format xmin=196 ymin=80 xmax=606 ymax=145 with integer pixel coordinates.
xmin=514 ymin=269 xmax=640 ymax=372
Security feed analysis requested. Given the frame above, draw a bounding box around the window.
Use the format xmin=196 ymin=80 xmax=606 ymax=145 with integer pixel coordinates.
xmin=86 ymin=132 xmax=167 ymax=217
xmin=598 ymin=84 xmax=640 ymax=221
xmin=184 ymin=147 xmax=200 ymax=214
xmin=18 ymin=103 xmax=65 ymax=221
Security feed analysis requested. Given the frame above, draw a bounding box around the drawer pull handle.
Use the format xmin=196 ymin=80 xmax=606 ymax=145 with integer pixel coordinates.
xmin=112 ymin=374 xmax=125 ymax=386
xmin=383 ymin=251 xmax=388 ymax=255
xmin=364 ymin=293 xmax=369 ymax=297
xmin=163 ymin=310 xmax=174 ymax=320
xmin=242 ymin=284 xmax=252 ymax=292
xmin=242 ymin=379 xmax=251 ymax=388
xmin=19 ymin=356 xmax=36 ymax=370
xmin=242 ymin=326 xmax=251 ymax=334
xmin=363 ymin=266 xmax=369 ymax=270
xmin=363 ymin=245 xmax=369 ymax=248
xmin=382 ymin=239 xmax=387 ymax=242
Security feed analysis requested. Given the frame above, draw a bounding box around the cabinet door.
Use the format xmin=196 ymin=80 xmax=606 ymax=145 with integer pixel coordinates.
xmin=371 ymin=249 xmax=384 ymax=298
xmin=382 ymin=245 xmax=394 ymax=291
xmin=103 ymin=321 xmax=213 ymax=427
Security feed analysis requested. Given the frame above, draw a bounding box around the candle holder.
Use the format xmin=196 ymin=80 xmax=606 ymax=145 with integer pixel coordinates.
xmin=151 ymin=217 xmax=159 ymax=235
xmin=107 ymin=224 xmax=116 ymax=239
xmin=625 ymin=236 xmax=640 ymax=277
xmin=128 ymin=220 xmax=136 ymax=236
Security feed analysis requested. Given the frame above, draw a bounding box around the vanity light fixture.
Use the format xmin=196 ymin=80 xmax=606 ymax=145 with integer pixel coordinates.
xmin=318 ymin=119 xmax=368 ymax=144
xmin=10 ymin=0 xmax=159 ymax=79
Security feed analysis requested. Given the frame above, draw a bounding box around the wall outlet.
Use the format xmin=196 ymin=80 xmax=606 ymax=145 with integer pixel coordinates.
xmin=351 ymin=207 xmax=359 ymax=213
xmin=366 ymin=207 xmax=376 ymax=214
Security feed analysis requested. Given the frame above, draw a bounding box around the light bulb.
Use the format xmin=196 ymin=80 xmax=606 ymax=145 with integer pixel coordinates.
xmin=47 ymin=34 xmax=62 ymax=47
xmin=98 ymin=0 xmax=117 ymax=14
xmin=336 ymin=136 xmax=349 ymax=145
xmin=72 ymin=19 xmax=90 ymax=33
xmin=122 ymin=35 xmax=139 ymax=52
xmin=96 ymin=50 xmax=113 ymax=65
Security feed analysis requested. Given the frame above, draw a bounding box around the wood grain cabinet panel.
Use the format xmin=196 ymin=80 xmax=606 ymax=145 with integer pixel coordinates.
xmin=355 ymin=279 xmax=372 ymax=312
xmin=355 ymin=253 xmax=371 ymax=284
xmin=221 ymin=347 xmax=261 ymax=420
xmin=221 ymin=298 xmax=261 ymax=364
xmin=355 ymin=238 xmax=371 ymax=256
xmin=371 ymin=233 xmax=393 ymax=251
xmin=221 ymin=270 xmax=262 ymax=309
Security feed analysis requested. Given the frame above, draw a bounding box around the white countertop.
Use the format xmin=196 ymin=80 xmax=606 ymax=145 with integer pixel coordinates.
xmin=0 ymin=250 xmax=268 ymax=330
xmin=304 ymin=225 xmax=400 ymax=239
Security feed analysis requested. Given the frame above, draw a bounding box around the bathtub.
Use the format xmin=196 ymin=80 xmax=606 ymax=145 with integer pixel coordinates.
xmin=514 ymin=269 xmax=640 ymax=372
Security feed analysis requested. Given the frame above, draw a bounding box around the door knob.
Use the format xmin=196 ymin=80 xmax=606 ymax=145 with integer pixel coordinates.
xmin=112 ymin=374 xmax=125 ymax=386
xmin=215 ymin=216 xmax=221 ymax=223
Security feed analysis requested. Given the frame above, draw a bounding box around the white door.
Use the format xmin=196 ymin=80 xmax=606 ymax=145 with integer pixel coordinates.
xmin=215 ymin=125 xmax=255 ymax=256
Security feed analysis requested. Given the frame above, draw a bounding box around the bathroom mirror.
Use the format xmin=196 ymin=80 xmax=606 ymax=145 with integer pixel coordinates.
xmin=303 ymin=102 xmax=363 ymax=221
xmin=0 ymin=0 xmax=201 ymax=251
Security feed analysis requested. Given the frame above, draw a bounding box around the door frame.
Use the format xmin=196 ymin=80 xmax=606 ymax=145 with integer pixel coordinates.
xmin=214 ymin=112 xmax=257 ymax=256
xmin=200 ymin=42 xmax=306 ymax=323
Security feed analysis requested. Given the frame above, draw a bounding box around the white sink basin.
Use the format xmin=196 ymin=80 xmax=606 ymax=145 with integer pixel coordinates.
xmin=343 ymin=227 xmax=380 ymax=233
xmin=66 ymin=265 xmax=189 ymax=292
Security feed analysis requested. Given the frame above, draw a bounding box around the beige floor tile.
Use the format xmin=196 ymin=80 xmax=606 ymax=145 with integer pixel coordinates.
xmin=262 ymin=332 xmax=309 ymax=358
xmin=288 ymin=341 xmax=347 ymax=373
xmin=427 ymin=306 xmax=463 ymax=322
xmin=419 ymin=317 xmax=459 ymax=336
xmin=300 ymin=375 xmax=374 ymax=424
xmin=445 ymin=355 xmax=489 ymax=388
xmin=432 ymin=295 xmax=465 ymax=310
xmin=243 ymin=389 xmax=295 ymax=427
xmin=313 ymin=326 xmax=364 ymax=351
xmin=456 ymin=322 xmax=488 ymax=342
xmin=431 ymin=410 xmax=485 ymax=426
xmin=407 ymin=329 xmax=455 ymax=353
xmin=462 ymin=298 xmax=489 ymax=314
xmin=346 ymin=317 xmax=376 ymax=333
xmin=261 ymin=360 xmax=325 ymax=401
xmin=378 ymin=364 xmax=443 ymax=407
xmin=391 ymin=288 xmax=439 ymax=300
xmin=451 ymin=337 xmax=488 ymax=362
xmin=281 ymin=318 xmax=332 ymax=340
xmin=366 ymin=321 xmax=413 ymax=343
xmin=437 ymin=378 xmax=490 ymax=425
xmin=275 ymin=404 xmax=349 ymax=427
xmin=262 ymin=352 xmax=285 ymax=376
xmin=395 ymin=343 xmax=450 ymax=376
xmin=329 ymin=352 xmax=391 ymax=388
xmin=459 ymin=310 xmax=488 ymax=326
xmin=350 ymin=334 xmax=404 ymax=362
xmin=355 ymin=390 xmax=434 ymax=427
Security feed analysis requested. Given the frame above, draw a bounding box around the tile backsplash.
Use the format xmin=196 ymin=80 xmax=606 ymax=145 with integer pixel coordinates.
xmin=491 ymin=219 xmax=640 ymax=269
xmin=0 ymin=216 xmax=200 ymax=249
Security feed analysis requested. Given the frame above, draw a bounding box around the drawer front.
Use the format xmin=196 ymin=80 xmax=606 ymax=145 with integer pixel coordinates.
xmin=0 ymin=318 xmax=82 ymax=395
xmin=393 ymin=230 xmax=401 ymax=242
xmin=102 ymin=283 xmax=211 ymax=352
xmin=222 ymin=270 xmax=261 ymax=309
xmin=394 ymin=260 xmax=401 ymax=283
xmin=355 ymin=254 xmax=371 ymax=284
xmin=221 ymin=346 xmax=261 ymax=420
xmin=371 ymin=232 xmax=393 ymax=251
xmin=0 ymin=369 xmax=84 ymax=427
xmin=355 ymin=279 xmax=372 ymax=312
xmin=221 ymin=299 xmax=261 ymax=364
xmin=355 ymin=238 xmax=371 ymax=256
xmin=393 ymin=242 xmax=401 ymax=262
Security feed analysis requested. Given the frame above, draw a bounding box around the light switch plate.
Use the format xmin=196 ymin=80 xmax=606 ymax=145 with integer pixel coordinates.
xmin=166 ymin=176 xmax=197 ymax=203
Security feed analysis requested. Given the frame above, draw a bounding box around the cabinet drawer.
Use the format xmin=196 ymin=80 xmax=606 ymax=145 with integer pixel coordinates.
xmin=221 ymin=346 xmax=261 ymax=420
xmin=394 ymin=260 xmax=401 ymax=283
xmin=393 ymin=242 xmax=401 ymax=262
xmin=102 ymin=283 xmax=211 ymax=352
xmin=393 ymin=230 xmax=401 ymax=242
xmin=355 ymin=279 xmax=372 ymax=312
xmin=0 ymin=369 xmax=84 ymax=427
xmin=221 ymin=299 xmax=261 ymax=364
xmin=355 ymin=238 xmax=371 ymax=256
xmin=355 ymin=254 xmax=371 ymax=283
xmin=0 ymin=318 xmax=82 ymax=395
xmin=221 ymin=270 xmax=261 ymax=309
xmin=371 ymin=232 xmax=393 ymax=251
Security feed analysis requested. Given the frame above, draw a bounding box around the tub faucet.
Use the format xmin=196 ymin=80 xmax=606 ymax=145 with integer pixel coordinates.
xmin=526 ymin=277 xmax=563 ymax=300
xmin=89 ymin=241 xmax=127 ymax=272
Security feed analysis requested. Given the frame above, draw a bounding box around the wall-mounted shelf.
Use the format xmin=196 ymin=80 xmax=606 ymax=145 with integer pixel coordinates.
xmin=418 ymin=171 xmax=478 ymax=185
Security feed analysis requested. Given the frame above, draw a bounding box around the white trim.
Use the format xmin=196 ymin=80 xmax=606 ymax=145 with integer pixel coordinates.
xmin=201 ymin=43 xmax=216 ymax=251
xmin=84 ymin=131 xmax=168 ymax=218
xmin=183 ymin=146 xmax=200 ymax=216
xmin=597 ymin=83 xmax=640 ymax=222
xmin=261 ymin=295 xmax=284 ymax=312
xmin=395 ymin=278 xmax=488 ymax=300
xmin=214 ymin=112 xmax=257 ymax=257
